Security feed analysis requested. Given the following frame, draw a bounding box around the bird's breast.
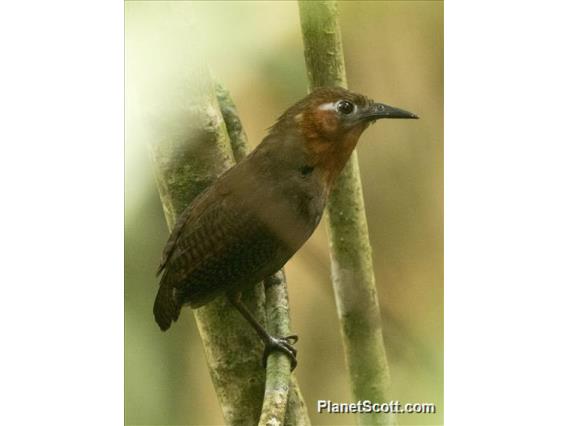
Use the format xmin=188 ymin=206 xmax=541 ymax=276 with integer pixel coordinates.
xmin=252 ymin=175 xmax=326 ymax=254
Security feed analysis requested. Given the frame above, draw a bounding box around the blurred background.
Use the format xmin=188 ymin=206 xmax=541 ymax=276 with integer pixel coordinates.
xmin=125 ymin=1 xmax=442 ymax=425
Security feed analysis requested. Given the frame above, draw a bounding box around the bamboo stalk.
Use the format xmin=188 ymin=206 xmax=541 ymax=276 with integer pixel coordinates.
xmin=129 ymin=6 xmax=265 ymax=422
xmin=148 ymin=68 xmax=267 ymax=426
xmin=216 ymin=84 xmax=249 ymax=162
xmin=298 ymin=2 xmax=395 ymax=425
xmin=259 ymin=272 xmax=307 ymax=426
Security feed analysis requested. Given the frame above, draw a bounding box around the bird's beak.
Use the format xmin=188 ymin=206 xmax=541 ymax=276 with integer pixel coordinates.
xmin=361 ymin=102 xmax=419 ymax=122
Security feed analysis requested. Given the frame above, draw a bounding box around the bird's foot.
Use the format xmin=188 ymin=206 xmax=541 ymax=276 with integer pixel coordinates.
xmin=263 ymin=334 xmax=299 ymax=371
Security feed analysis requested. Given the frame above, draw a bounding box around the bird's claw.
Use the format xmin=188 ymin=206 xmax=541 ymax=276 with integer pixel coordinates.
xmin=263 ymin=334 xmax=299 ymax=371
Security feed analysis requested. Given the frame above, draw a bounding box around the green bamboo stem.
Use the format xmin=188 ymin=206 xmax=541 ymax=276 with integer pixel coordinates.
xmin=216 ymin=84 xmax=311 ymax=426
xmin=298 ymin=2 xmax=395 ymax=425
xmin=149 ymin=70 xmax=267 ymax=426
xmin=130 ymin=6 xmax=266 ymax=422
xmin=259 ymin=272 xmax=308 ymax=426
xmin=216 ymin=83 xmax=249 ymax=162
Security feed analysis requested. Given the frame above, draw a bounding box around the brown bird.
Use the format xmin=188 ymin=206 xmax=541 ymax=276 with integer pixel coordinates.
xmin=154 ymin=86 xmax=418 ymax=368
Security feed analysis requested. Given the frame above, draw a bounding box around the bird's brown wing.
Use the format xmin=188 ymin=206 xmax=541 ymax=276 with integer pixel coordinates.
xmin=154 ymin=200 xmax=279 ymax=330
xmin=153 ymin=180 xmax=250 ymax=330
xmin=156 ymin=213 xmax=188 ymax=277
xmin=156 ymin=183 xmax=222 ymax=275
xmin=159 ymin=193 xmax=247 ymax=288
xmin=157 ymin=162 xmax=275 ymax=285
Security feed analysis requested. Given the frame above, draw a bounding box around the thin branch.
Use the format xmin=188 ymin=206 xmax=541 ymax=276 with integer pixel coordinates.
xmin=216 ymin=83 xmax=249 ymax=162
xmin=298 ymin=2 xmax=395 ymax=425
xmin=259 ymin=272 xmax=296 ymax=426
xmin=216 ymin=84 xmax=311 ymax=426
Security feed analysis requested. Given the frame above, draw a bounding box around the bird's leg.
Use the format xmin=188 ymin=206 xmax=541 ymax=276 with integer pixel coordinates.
xmin=228 ymin=292 xmax=298 ymax=370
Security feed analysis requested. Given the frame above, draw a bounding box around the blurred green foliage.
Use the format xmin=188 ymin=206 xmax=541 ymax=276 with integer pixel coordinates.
xmin=126 ymin=1 xmax=443 ymax=425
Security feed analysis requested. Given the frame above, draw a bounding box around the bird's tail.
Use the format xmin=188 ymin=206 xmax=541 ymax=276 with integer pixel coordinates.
xmin=153 ymin=284 xmax=181 ymax=331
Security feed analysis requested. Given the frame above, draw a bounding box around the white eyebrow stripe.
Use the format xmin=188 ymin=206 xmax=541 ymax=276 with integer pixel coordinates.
xmin=318 ymin=102 xmax=336 ymax=111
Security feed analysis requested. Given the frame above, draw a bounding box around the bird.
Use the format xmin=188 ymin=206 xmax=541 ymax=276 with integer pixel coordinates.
xmin=153 ymin=86 xmax=418 ymax=369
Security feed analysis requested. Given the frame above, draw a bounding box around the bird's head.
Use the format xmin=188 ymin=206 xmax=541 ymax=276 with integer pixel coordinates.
xmin=270 ymin=87 xmax=418 ymax=185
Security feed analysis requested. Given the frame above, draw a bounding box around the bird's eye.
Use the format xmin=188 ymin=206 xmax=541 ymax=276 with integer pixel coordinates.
xmin=337 ymin=100 xmax=354 ymax=115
